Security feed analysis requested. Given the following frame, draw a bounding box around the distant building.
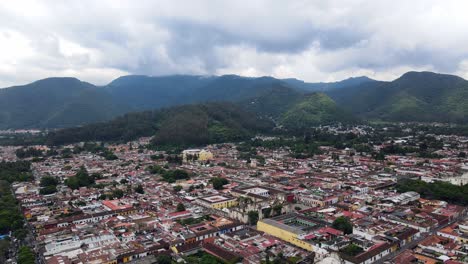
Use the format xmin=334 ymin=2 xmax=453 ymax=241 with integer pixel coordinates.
xmin=257 ymin=213 xmax=326 ymax=252
xmin=182 ymin=149 xmax=214 ymax=163
xmin=196 ymin=195 xmax=238 ymax=209
xmin=384 ymin=192 xmax=420 ymax=205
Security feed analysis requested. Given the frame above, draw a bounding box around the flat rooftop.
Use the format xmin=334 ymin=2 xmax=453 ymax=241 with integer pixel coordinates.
xmin=201 ymin=195 xmax=235 ymax=203
xmin=260 ymin=214 xmax=323 ymax=235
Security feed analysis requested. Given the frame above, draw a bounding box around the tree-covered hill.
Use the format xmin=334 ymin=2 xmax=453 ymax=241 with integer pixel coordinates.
xmin=240 ymin=84 xmax=304 ymax=118
xmin=2 ymin=71 xmax=467 ymax=130
xmin=327 ymin=71 xmax=468 ymax=123
xmin=280 ymin=92 xmax=357 ymax=131
xmin=0 ymin=77 xmax=126 ymax=129
xmin=45 ymin=102 xmax=274 ymax=146
xmin=0 ymin=73 xmax=372 ymax=129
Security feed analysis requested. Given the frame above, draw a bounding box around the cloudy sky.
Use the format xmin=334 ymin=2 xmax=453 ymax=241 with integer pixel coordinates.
xmin=1 ymin=0 xmax=468 ymax=87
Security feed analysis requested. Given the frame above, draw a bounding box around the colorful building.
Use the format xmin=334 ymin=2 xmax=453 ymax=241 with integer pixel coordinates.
xmin=197 ymin=195 xmax=238 ymax=209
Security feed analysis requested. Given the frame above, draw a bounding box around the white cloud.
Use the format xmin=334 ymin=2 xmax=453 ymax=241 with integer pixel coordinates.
xmin=0 ymin=0 xmax=468 ymax=87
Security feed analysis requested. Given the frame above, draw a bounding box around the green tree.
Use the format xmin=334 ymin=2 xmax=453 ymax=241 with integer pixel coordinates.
xmin=176 ymin=203 xmax=186 ymax=212
xmin=263 ymin=207 xmax=272 ymax=218
xmin=173 ymin=185 xmax=183 ymax=192
xmin=332 ymin=216 xmax=353 ymax=234
xmin=156 ymin=255 xmax=172 ymax=264
xmin=17 ymin=246 xmax=35 ymax=264
xmin=39 ymin=185 xmax=57 ymax=195
xmin=112 ymin=189 xmax=124 ymax=199
xmin=134 ymin=184 xmax=144 ymax=194
xmin=248 ymin=211 xmax=259 ymax=225
xmin=273 ymin=204 xmax=283 ymax=216
xmin=341 ymin=244 xmax=363 ymax=256
xmin=211 ymin=177 xmax=228 ymax=190
xmin=65 ymin=166 xmax=95 ymax=190
xmin=40 ymin=176 xmax=58 ymax=187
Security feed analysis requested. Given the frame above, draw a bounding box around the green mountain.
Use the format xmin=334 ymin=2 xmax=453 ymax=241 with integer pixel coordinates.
xmin=283 ymin=76 xmax=375 ymax=91
xmin=327 ymin=71 xmax=468 ymax=122
xmin=106 ymin=74 xmax=290 ymax=111
xmin=105 ymin=75 xmax=215 ymax=110
xmin=240 ymin=84 xmax=304 ymax=118
xmin=280 ymin=92 xmax=356 ymax=131
xmin=0 ymin=78 xmax=125 ymax=129
xmin=46 ymin=102 xmax=274 ymax=146
xmin=2 ymin=71 xmax=466 ymax=130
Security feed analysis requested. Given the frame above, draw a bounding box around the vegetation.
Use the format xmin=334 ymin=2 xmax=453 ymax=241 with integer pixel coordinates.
xmin=210 ymin=177 xmax=229 ymax=190
xmin=0 ymin=162 xmax=33 ymax=259
xmin=39 ymin=176 xmax=59 ymax=195
xmin=158 ymin=169 xmax=190 ymax=183
xmin=17 ymin=246 xmax=35 ymax=264
xmin=281 ymin=93 xmax=357 ymax=131
xmin=341 ymin=244 xmax=364 ymax=257
xmin=65 ymin=166 xmax=95 ymax=190
xmin=3 ymin=71 xmax=468 ymax=132
xmin=149 ymin=166 xmax=189 ymax=183
xmin=46 ymin=103 xmax=273 ymax=147
xmin=176 ymin=203 xmax=186 ymax=212
xmin=0 ymin=161 xmax=33 ymax=183
xmin=0 ymin=181 xmax=26 ymax=236
xmin=156 ymin=254 xmax=172 ymax=264
xmin=332 ymin=216 xmax=353 ymax=234
xmin=329 ymin=71 xmax=468 ymax=123
xmin=0 ymin=77 xmax=124 ymax=129
xmin=248 ymin=211 xmax=259 ymax=225
xmin=15 ymin=147 xmax=43 ymax=159
xmin=184 ymin=250 xmax=224 ymax=264
xmin=71 ymin=142 xmax=118 ymax=160
xmin=396 ymin=179 xmax=468 ymax=205
xmin=134 ymin=184 xmax=144 ymax=194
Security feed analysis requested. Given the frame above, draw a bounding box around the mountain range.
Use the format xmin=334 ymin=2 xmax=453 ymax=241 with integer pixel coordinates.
xmin=1 ymin=71 xmax=467 ymax=131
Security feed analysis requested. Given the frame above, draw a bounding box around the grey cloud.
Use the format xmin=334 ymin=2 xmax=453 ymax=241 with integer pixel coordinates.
xmin=0 ymin=0 xmax=468 ymax=87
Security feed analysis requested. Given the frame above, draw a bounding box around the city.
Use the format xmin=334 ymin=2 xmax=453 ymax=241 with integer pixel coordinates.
xmin=0 ymin=124 xmax=466 ymax=263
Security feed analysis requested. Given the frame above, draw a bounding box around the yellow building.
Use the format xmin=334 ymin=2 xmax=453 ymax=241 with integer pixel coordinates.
xmin=257 ymin=214 xmax=322 ymax=252
xmin=182 ymin=149 xmax=214 ymax=163
xmin=197 ymin=195 xmax=238 ymax=209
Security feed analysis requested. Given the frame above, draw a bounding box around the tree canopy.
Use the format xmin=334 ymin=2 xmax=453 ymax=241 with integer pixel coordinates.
xmin=332 ymin=216 xmax=353 ymax=235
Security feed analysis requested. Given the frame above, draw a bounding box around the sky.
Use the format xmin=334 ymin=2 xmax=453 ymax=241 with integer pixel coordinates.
xmin=1 ymin=0 xmax=468 ymax=87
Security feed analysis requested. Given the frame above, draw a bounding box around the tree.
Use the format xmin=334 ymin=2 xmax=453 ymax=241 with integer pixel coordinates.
xmin=263 ymin=207 xmax=272 ymax=218
xmin=273 ymin=204 xmax=283 ymax=216
xmin=248 ymin=211 xmax=259 ymax=225
xmin=17 ymin=246 xmax=35 ymax=264
xmin=65 ymin=166 xmax=95 ymax=190
xmin=458 ymin=152 xmax=466 ymax=158
xmin=173 ymin=185 xmax=183 ymax=192
xmin=341 ymin=244 xmax=363 ymax=256
xmin=211 ymin=177 xmax=229 ymax=190
xmin=332 ymin=216 xmax=353 ymax=234
xmin=40 ymin=176 xmax=58 ymax=187
xmin=156 ymin=255 xmax=172 ymax=264
xmin=39 ymin=185 xmax=57 ymax=195
xmin=176 ymin=203 xmax=186 ymax=212
xmin=112 ymin=189 xmax=124 ymax=199
xmin=372 ymin=151 xmax=385 ymax=161
xmin=39 ymin=175 xmax=59 ymax=195
xmin=135 ymin=184 xmax=144 ymax=194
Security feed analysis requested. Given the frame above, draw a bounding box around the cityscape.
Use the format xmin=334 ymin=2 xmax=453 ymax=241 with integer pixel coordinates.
xmin=1 ymin=1 xmax=468 ymax=264
xmin=0 ymin=123 xmax=467 ymax=263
